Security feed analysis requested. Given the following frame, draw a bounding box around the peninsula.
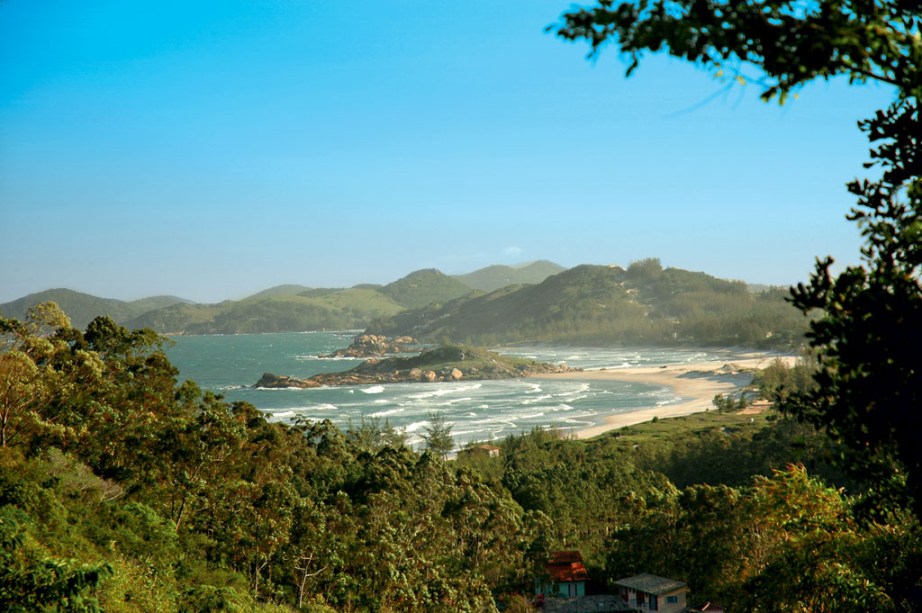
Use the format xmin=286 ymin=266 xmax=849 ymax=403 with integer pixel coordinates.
xmin=254 ymin=344 xmax=577 ymax=388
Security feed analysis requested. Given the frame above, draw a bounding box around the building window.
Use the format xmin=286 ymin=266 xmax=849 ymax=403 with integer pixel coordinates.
xmin=666 ymin=595 xmax=679 ymax=604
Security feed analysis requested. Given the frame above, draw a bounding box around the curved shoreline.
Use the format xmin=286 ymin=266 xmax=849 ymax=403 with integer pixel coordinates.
xmin=531 ymin=354 xmax=795 ymax=439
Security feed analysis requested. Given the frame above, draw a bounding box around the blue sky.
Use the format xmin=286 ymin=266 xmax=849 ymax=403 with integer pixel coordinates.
xmin=0 ymin=1 xmax=896 ymax=303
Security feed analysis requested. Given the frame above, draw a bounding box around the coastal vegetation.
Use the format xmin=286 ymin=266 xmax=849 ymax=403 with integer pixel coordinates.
xmin=369 ymin=261 xmax=807 ymax=348
xmin=0 ymin=289 xmax=191 ymax=331
xmin=451 ymin=260 xmax=566 ymax=293
xmin=2 ymin=0 xmax=918 ymax=608
xmin=0 ymin=261 xmax=808 ymax=348
xmin=549 ymin=0 xmax=922 ymax=606
xmin=1 ymin=307 xmax=919 ymax=611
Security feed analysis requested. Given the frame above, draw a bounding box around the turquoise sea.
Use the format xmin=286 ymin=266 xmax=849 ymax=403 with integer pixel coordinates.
xmin=164 ymin=332 xmax=735 ymax=449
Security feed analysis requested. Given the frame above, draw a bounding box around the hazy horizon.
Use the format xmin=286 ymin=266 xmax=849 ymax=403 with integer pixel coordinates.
xmin=1 ymin=1 xmax=896 ymax=304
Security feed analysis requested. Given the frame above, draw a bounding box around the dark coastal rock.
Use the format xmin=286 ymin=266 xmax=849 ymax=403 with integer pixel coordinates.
xmin=255 ymin=345 xmax=579 ymax=389
xmin=254 ymin=373 xmax=321 ymax=389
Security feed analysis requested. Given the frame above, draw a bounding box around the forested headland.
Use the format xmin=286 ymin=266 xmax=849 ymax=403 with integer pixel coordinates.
xmin=368 ymin=261 xmax=807 ymax=348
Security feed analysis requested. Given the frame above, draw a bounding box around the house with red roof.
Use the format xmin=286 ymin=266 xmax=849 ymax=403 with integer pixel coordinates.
xmin=535 ymin=550 xmax=591 ymax=599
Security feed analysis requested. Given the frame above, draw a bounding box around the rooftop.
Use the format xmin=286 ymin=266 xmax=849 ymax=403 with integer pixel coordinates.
xmin=546 ymin=550 xmax=591 ymax=583
xmin=614 ymin=573 xmax=686 ymax=595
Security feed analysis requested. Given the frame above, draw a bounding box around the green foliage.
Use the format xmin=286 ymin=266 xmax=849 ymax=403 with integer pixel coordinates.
xmin=126 ymin=288 xmax=405 ymax=334
xmin=372 ymin=264 xmax=806 ymax=347
xmin=346 ymin=344 xmax=555 ymax=381
xmin=753 ymin=353 xmax=817 ymax=402
xmin=421 ymin=412 xmax=454 ymax=458
xmin=0 ymin=508 xmax=112 ymax=613
xmin=710 ymin=392 xmax=747 ymax=412
xmin=6 ymin=263 xmax=806 ymax=344
xmin=2 ymin=305 xmax=919 ymax=609
xmin=625 ymin=257 xmax=663 ymax=279
xmin=452 ymin=260 xmax=566 ymax=292
xmin=380 ymin=268 xmax=474 ymax=310
xmin=552 ymin=0 xmax=919 ymax=106
xmin=552 ymin=0 xmax=921 ymax=520
xmin=604 ymin=465 xmax=920 ymax=610
xmin=0 ymin=289 xmax=188 ymax=331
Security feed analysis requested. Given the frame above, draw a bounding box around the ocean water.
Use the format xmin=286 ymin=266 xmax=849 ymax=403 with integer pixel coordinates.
xmin=164 ymin=332 xmax=733 ymax=448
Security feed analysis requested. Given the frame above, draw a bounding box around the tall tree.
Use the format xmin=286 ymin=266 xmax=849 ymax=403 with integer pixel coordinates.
xmin=552 ymin=0 xmax=921 ymax=511
xmin=422 ymin=411 xmax=454 ymax=459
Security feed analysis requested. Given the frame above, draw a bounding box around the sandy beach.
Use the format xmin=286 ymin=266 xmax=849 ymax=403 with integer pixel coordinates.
xmin=532 ymin=353 xmax=795 ymax=439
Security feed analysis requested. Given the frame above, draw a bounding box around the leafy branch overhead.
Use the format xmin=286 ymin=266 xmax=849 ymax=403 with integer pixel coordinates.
xmin=555 ymin=0 xmax=921 ymax=514
xmin=553 ymin=0 xmax=921 ymax=103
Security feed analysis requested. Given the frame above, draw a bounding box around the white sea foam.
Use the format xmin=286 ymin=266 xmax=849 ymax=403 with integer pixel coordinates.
xmin=168 ymin=334 xmax=712 ymax=448
xmin=405 ymin=420 xmax=431 ymax=433
xmin=559 ymin=417 xmax=595 ymax=427
xmin=554 ymin=383 xmax=590 ymax=399
xmin=369 ymin=409 xmax=403 ymax=418
xmin=407 ymin=388 xmax=451 ymax=400
xmin=406 ymin=383 xmax=483 ymax=400
xmin=432 ymin=397 xmax=474 ymax=407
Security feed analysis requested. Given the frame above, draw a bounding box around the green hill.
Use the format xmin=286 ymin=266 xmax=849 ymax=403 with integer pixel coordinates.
xmin=452 ymin=260 xmax=566 ymax=292
xmin=42 ymin=271 xmax=467 ymax=335
xmin=122 ymin=302 xmax=221 ymax=334
xmin=126 ymin=290 xmax=406 ymax=334
xmin=241 ymin=284 xmax=313 ymax=300
xmin=379 ymin=269 xmax=474 ymax=310
xmin=0 ymin=289 xmax=190 ymax=330
xmin=369 ymin=261 xmax=807 ymax=348
xmin=4 ymin=262 xmax=803 ymax=341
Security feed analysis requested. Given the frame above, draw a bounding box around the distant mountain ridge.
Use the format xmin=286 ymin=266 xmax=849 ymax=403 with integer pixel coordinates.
xmin=0 ymin=262 xmax=563 ymax=334
xmin=242 ymin=284 xmax=314 ymax=300
xmin=380 ymin=269 xmax=474 ymax=310
xmin=1 ymin=260 xmax=805 ymax=347
xmin=0 ymin=288 xmax=191 ymax=330
xmin=368 ymin=261 xmax=806 ymax=348
xmin=451 ymin=260 xmax=566 ymax=292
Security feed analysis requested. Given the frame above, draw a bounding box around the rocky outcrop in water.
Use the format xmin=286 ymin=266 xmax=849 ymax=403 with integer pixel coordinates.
xmin=255 ymin=344 xmax=577 ymax=388
xmin=325 ymin=334 xmax=421 ymax=358
xmin=253 ymin=373 xmax=322 ymax=389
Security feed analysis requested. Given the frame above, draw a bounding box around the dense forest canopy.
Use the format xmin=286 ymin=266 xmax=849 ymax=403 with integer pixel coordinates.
xmin=1 ymin=307 xmax=920 ymax=610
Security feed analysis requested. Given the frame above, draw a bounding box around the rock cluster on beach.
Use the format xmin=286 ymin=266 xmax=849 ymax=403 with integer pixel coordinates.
xmin=255 ymin=344 xmax=577 ymax=389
